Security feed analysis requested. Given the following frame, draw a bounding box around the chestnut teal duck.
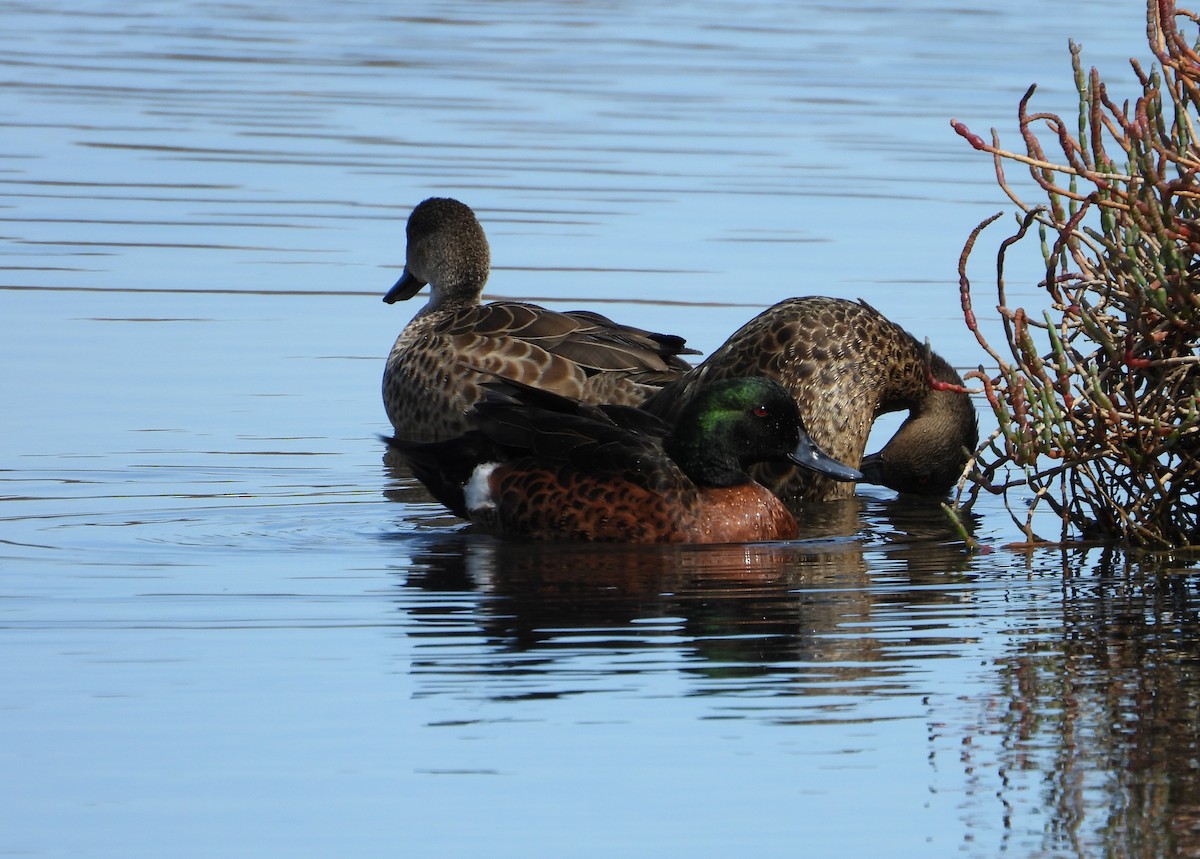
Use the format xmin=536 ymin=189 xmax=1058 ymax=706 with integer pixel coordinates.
xmin=381 ymin=197 xmax=696 ymax=442
xmin=644 ymin=297 xmax=978 ymax=502
xmin=388 ymin=377 xmax=863 ymax=543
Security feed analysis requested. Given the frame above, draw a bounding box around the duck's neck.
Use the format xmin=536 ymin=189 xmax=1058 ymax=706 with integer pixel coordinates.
xmin=919 ymin=354 xmax=976 ymax=425
xmin=665 ymin=425 xmax=750 ymax=488
xmin=416 ymin=280 xmax=484 ymax=318
xmin=864 ymin=350 xmax=978 ymax=494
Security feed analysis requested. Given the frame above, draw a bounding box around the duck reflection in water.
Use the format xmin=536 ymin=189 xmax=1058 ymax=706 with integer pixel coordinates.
xmin=389 ymin=525 xmax=975 ymax=681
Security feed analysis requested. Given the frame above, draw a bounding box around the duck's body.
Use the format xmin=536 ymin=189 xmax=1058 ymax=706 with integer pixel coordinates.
xmin=389 ymin=377 xmax=862 ymax=544
xmin=645 ymin=297 xmax=978 ymax=502
xmin=464 ymin=463 xmax=800 ymax=544
xmin=382 ymin=198 xmax=695 ymax=442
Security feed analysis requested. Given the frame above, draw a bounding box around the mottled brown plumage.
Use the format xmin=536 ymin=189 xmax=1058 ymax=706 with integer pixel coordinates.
xmin=388 ymin=377 xmax=862 ymax=543
xmin=644 ymin=297 xmax=978 ymax=502
xmin=477 ymin=467 xmax=800 ymax=544
xmin=381 ymin=197 xmax=695 ymax=442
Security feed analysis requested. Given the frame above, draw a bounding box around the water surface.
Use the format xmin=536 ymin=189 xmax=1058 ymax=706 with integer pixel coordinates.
xmin=4 ymin=2 xmax=1199 ymax=857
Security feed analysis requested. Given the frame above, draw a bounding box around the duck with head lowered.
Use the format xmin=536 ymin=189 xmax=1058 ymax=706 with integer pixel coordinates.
xmin=643 ymin=296 xmax=978 ymax=502
xmin=381 ymin=197 xmax=697 ymax=443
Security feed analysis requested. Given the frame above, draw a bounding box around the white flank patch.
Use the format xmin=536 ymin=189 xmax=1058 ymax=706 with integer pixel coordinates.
xmin=464 ymin=462 xmax=499 ymax=512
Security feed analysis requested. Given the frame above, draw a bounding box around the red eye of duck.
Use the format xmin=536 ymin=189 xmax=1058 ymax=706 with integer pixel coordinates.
xmin=753 ymin=405 xmax=770 ymax=417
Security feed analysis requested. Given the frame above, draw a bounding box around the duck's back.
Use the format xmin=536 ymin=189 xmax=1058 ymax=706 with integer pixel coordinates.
xmin=383 ymin=301 xmax=693 ymax=443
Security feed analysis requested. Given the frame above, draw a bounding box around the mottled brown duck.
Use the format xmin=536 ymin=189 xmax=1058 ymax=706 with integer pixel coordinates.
xmin=381 ymin=197 xmax=696 ymax=442
xmin=388 ymin=377 xmax=862 ymax=543
xmin=643 ymin=297 xmax=978 ymax=502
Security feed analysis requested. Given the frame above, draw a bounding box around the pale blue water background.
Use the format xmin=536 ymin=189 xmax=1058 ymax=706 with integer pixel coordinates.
xmin=4 ymin=2 xmax=1199 ymax=857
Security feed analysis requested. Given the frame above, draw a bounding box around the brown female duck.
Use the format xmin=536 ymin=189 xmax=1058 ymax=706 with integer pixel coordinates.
xmin=381 ymin=197 xmax=696 ymax=442
xmin=388 ymin=377 xmax=862 ymax=543
xmin=644 ymin=297 xmax=978 ymax=502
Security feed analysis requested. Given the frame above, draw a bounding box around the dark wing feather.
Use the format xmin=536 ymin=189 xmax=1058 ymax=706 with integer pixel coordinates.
xmin=437 ymin=302 xmax=696 ymax=376
xmin=471 ymin=389 xmax=682 ymax=495
xmin=477 ymin=375 xmax=673 ymax=438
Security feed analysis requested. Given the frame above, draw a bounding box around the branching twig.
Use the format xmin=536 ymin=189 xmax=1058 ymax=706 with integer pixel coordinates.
xmin=950 ymin=0 xmax=1200 ymax=548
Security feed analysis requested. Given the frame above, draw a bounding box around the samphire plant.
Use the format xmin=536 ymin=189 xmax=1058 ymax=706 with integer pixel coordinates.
xmin=949 ymin=0 xmax=1200 ymax=548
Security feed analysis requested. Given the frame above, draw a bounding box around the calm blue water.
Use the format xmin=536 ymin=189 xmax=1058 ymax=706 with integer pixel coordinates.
xmin=4 ymin=2 xmax=1199 ymax=857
